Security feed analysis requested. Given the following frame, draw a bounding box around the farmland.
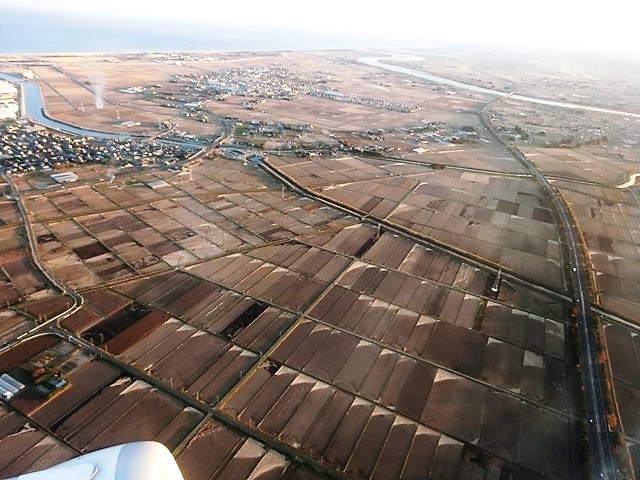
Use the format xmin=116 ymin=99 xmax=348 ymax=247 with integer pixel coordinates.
xmin=1 ymin=47 xmax=639 ymax=479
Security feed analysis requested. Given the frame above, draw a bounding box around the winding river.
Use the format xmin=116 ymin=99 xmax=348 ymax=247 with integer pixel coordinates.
xmin=359 ymin=55 xmax=640 ymax=119
xmin=617 ymin=172 xmax=640 ymax=188
xmin=0 ymin=72 xmax=128 ymax=140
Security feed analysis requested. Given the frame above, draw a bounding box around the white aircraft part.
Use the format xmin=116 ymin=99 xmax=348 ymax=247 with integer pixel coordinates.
xmin=9 ymin=441 xmax=184 ymax=480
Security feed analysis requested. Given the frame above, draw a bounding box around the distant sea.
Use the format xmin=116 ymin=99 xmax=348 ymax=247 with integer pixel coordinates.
xmin=0 ymin=7 xmax=395 ymax=54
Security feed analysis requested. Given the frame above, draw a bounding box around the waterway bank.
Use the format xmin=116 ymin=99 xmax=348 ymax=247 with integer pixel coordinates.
xmin=360 ymin=55 xmax=640 ymax=119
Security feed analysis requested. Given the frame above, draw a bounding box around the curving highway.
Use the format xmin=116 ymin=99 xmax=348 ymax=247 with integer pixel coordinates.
xmin=358 ymin=54 xmax=619 ymax=479
xmin=473 ymin=90 xmax=617 ymax=479
xmin=0 ymin=54 xmax=624 ymax=478
xmin=1 ymin=175 xmax=84 ymax=351
xmin=479 ymin=111 xmax=616 ymax=479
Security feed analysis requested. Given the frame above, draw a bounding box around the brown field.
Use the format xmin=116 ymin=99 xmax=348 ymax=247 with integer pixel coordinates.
xmin=270 ymin=154 xmax=564 ymax=289
xmin=3 ymin=49 xmax=619 ymax=479
xmin=0 ymin=309 xmax=33 ymax=346
xmin=21 ymin=295 xmax=74 ymax=319
xmin=188 ymin=246 xmax=348 ymax=313
xmin=525 ymin=147 xmax=640 ymax=186
xmin=222 ymin=361 xmax=570 ymax=479
xmin=20 ymin=157 xmax=353 ymax=290
xmin=0 ymin=404 xmax=76 ymax=478
xmin=0 ymin=227 xmax=48 ymax=304
xmin=0 ymin=198 xmax=21 ymax=226
xmin=304 ymin=293 xmax=568 ymax=410
xmin=553 ymin=180 xmax=640 ymax=323
xmin=604 ymin=322 xmax=640 ymax=477
xmin=177 ymin=420 xmax=326 ymax=480
xmin=118 ymin=317 xmax=258 ymax=405
xmin=111 ymin=271 xmax=298 ymax=352
xmin=51 ymin=377 xmax=204 ymax=453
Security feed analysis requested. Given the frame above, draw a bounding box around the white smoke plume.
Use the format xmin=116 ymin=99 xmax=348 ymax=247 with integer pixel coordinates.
xmin=93 ymin=76 xmax=104 ymax=110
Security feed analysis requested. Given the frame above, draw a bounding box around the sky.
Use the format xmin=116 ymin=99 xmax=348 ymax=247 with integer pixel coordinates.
xmin=1 ymin=0 xmax=639 ymax=58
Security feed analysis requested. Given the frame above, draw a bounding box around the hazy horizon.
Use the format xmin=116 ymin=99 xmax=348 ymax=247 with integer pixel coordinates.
xmin=1 ymin=1 xmax=639 ymax=61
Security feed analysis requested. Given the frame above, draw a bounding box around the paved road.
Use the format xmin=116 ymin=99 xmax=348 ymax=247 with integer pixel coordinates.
xmin=360 ymin=54 xmax=619 ymax=478
xmin=2 ymin=179 xmax=342 ymax=478
xmin=479 ymin=111 xmax=617 ymax=480
xmin=3 ymin=175 xmax=84 ymax=340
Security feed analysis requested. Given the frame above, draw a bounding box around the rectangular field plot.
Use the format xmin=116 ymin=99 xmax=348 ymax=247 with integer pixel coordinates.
xmin=113 ymin=272 xmax=297 ymax=352
xmin=188 ymin=243 xmax=351 ymax=312
xmin=116 ymin=317 xmax=258 ymax=405
xmin=555 ymin=180 xmax=640 ymax=323
xmin=362 ymin=232 xmax=490 ymax=295
xmin=60 ymin=288 xmax=136 ymax=334
xmin=604 ymin=322 xmax=640 ymax=478
xmin=22 ymin=295 xmax=74 ymax=320
xmin=0 ymin=309 xmax=34 ymax=346
xmin=304 ymin=223 xmax=380 ymax=258
xmin=0 ymin=198 xmax=20 ymax=226
xmin=0 ymin=405 xmax=76 ymax=479
xmin=0 ymin=228 xmax=48 ymax=305
xmin=481 ymin=301 xmax=566 ymax=359
xmin=177 ymin=420 xmax=323 ymax=480
xmin=51 ymin=377 xmax=205 ymax=453
xmin=23 ymin=195 xmax=66 ymax=223
xmin=222 ymin=361 xmax=568 ymax=479
xmin=273 ymin=318 xmax=569 ymax=414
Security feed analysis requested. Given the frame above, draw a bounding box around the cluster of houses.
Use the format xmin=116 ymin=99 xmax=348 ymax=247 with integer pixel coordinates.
xmin=311 ymin=90 xmax=419 ymax=113
xmin=0 ymin=80 xmax=19 ymax=120
xmin=0 ymin=122 xmax=195 ymax=174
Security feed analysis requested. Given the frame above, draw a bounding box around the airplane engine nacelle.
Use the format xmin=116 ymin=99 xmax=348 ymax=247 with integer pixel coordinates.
xmin=8 ymin=441 xmax=184 ymax=480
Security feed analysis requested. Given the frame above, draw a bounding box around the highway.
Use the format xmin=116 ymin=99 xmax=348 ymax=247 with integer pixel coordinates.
xmin=479 ymin=109 xmax=617 ymax=479
xmin=357 ymin=54 xmax=620 ymax=479
xmin=0 ymin=54 xmax=625 ymax=478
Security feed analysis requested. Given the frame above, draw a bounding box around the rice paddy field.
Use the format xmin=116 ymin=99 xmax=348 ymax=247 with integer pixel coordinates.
xmin=0 ymin=148 xmax=584 ymax=479
xmin=269 ymin=154 xmax=564 ymax=290
xmin=3 ymin=48 xmax=640 ymax=479
xmin=551 ymin=179 xmax=640 ymax=324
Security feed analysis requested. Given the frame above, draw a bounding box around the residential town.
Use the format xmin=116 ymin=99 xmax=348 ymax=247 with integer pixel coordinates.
xmin=0 ymin=122 xmax=196 ymax=174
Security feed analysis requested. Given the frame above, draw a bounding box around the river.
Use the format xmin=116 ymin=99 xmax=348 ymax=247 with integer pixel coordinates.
xmin=0 ymin=72 xmax=129 ymax=140
xmin=359 ymin=56 xmax=640 ymax=119
xmin=617 ymin=172 xmax=640 ymax=189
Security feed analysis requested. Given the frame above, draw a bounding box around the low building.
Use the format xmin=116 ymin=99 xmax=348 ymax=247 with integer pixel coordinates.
xmin=51 ymin=171 xmax=79 ymax=183
xmin=147 ymin=179 xmax=169 ymax=189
